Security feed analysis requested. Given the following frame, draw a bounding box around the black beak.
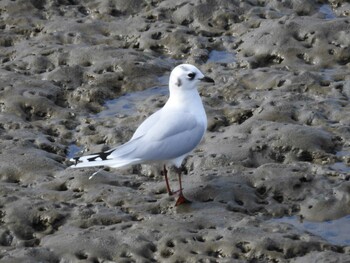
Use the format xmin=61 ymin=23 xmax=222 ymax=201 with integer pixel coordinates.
xmin=199 ymin=76 xmax=215 ymax=84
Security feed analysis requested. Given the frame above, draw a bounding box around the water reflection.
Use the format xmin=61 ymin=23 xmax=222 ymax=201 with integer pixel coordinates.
xmin=319 ymin=5 xmax=337 ymax=20
xmin=331 ymin=151 xmax=350 ymax=173
xmin=208 ymin=50 xmax=236 ymax=64
xmin=270 ymin=215 xmax=350 ymax=246
xmin=95 ymin=76 xmax=169 ymax=118
xmin=95 ymin=86 xmax=168 ymax=118
xmin=67 ymin=144 xmax=83 ymax=159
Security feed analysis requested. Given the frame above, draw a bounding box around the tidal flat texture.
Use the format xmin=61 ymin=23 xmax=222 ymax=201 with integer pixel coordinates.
xmin=0 ymin=0 xmax=350 ymax=262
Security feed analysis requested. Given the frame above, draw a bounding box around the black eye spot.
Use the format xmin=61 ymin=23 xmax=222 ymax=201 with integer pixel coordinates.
xmin=188 ymin=72 xmax=196 ymax=80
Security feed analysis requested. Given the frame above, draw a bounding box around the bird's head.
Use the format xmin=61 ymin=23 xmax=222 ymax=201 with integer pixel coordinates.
xmin=169 ymin=64 xmax=214 ymax=91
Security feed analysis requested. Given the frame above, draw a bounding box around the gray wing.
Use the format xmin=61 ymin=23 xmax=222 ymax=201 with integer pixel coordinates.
xmin=110 ymin=110 xmax=206 ymax=161
xmin=130 ymin=109 xmax=162 ymax=140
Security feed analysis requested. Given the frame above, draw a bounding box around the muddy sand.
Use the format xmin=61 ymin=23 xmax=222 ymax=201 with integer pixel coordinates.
xmin=0 ymin=0 xmax=350 ymax=262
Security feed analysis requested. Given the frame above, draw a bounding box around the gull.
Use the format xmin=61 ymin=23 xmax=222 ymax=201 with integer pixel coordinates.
xmin=70 ymin=64 xmax=214 ymax=205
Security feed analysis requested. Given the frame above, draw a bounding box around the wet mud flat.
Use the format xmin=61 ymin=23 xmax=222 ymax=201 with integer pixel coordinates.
xmin=0 ymin=0 xmax=350 ymax=262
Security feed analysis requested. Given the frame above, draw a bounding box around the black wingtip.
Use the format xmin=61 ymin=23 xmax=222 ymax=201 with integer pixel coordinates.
xmin=72 ymin=157 xmax=81 ymax=165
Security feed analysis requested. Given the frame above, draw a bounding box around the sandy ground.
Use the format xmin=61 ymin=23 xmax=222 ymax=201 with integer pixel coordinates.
xmin=0 ymin=0 xmax=350 ymax=262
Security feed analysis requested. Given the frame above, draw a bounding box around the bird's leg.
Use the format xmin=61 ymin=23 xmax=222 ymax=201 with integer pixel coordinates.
xmin=175 ymin=167 xmax=191 ymax=206
xmin=162 ymin=165 xmax=173 ymax=196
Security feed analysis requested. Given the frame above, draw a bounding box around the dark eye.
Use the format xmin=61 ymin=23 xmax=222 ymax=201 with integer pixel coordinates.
xmin=187 ymin=72 xmax=196 ymax=80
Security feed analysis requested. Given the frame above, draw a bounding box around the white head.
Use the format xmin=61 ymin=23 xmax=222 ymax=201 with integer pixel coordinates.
xmin=169 ymin=64 xmax=214 ymax=92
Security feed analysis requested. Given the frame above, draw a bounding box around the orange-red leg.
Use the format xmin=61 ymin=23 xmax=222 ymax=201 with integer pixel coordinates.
xmin=175 ymin=169 xmax=191 ymax=206
xmin=163 ymin=165 xmax=173 ymax=196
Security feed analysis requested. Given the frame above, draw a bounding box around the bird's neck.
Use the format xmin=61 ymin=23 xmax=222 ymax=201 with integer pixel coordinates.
xmin=166 ymin=86 xmax=207 ymax=128
xmin=167 ymin=88 xmax=202 ymax=110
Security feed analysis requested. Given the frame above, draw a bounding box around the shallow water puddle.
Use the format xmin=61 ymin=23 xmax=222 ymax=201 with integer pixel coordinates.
xmin=270 ymin=215 xmax=350 ymax=246
xmin=95 ymin=86 xmax=168 ymax=118
xmin=336 ymin=150 xmax=350 ymax=158
xmin=208 ymin=50 xmax=236 ymax=64
xmin=95 ymin=76 xmax=169 ymax=118
xmin=331 ymin=151 xmax=350 ymax=173
xmin=321 ymin=68 xmax=336 ymax=81
xmin=330 ymin=162 xmax=350 ymax=173
xmin=319 ymin=4 xmax=337 ymax=20
xmin=67 ymin=144 xmax=83 ymax=159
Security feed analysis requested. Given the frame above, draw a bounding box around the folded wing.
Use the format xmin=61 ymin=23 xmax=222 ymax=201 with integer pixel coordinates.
xmin=70 ymin=110 xmax=206 ymax=168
